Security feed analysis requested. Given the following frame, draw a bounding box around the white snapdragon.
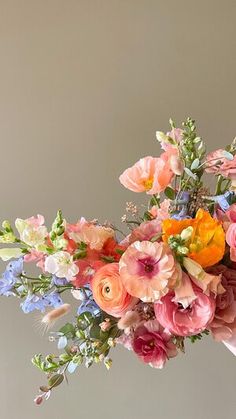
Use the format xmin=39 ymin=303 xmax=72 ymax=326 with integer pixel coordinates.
xmin=15 ymin=216 xmax=48 ymax=247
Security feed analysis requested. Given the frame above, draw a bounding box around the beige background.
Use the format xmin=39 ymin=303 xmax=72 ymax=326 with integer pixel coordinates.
xmin=0 ymin=1 xmax=236 ymax=418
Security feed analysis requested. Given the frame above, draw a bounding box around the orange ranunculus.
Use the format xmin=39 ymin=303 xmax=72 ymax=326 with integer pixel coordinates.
xmin=162 ymin=209 xmax=225 ymax=268
xmin=91 ymin=263 xmax=137 ymax=317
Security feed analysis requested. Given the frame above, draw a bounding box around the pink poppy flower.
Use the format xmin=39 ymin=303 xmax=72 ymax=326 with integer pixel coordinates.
xmin=154 ymin=285 xmax=216 ymax=336
xmin=119 ymin=155 xmax=175 ymax=195
xmin=119 ymin=241 xmax=181 ymax=302
xmin=132 ymin=319 xmax=177 ymax=368
xmin=129 ymin=219 xmax=162 ymax=243
xmin=208 ymin=265 xmax=236 ymax=341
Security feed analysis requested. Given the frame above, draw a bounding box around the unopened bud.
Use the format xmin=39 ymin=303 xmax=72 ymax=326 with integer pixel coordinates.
xmin=34 ymin=395 xmax=43 ymax=406
xmin=180 ymin=226 xmax=193 ymax=241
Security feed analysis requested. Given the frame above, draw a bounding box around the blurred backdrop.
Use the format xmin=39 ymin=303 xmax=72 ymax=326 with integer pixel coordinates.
xmin=0 ymin=1 xmax=236 ymax=418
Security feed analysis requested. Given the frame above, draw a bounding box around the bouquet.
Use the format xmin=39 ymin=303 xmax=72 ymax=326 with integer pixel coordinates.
xmin=1 ymin=117 xmax=236 ymax=405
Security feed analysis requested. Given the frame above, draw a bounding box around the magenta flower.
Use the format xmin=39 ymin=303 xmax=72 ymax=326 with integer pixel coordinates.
xmin=132 ymin=319 xmax=177 ymax=369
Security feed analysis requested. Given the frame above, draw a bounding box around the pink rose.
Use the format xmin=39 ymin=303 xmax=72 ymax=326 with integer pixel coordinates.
xmin=219 ymin=156 xmax=236 ymax=180
xmin=205 ymin=149 xmax=227 ymax=174
xmin=132 ymin=320 xmax=177 ymax=368
xmin=154 ymin=284 xmax=216 ymax=336
xmin=226 ymin=223 xmax=236 ymax=261
xmin=208 ymin=265 xmax=236 ymax=341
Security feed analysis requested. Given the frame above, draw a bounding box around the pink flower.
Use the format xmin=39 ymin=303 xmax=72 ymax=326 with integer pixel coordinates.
xmin=226 ymin=223 xmax=236 ymax=262
xmin=129 ymin=219 xmax=162 ymax=243
xmin=154 ymin=284 xmax=216 ymax=336
xmin=150 ymin=199 xmax=170 ymax=221
xmin=119 ymin=241 xmax=181 ymax=302
xmin=208 ymin=265 xmax=236 ymax=341
xmin=156 ymin=128 xmax=183 ymax=151
xmin=219 ymin=156 xmax=236 ymax=181
xmin=226 ymin=204 xmax=236 ymax=223
xmin=205 ymin=149 xmax=227 ymax=173
xmin=205 ymin=149 xmax=236 ymax=181
xmin=132 ymin=319 xmax=177 ymax=368
xmin=167 ymin=128 xmax=183 ymax=143
xmin=119 ymin=155 xmax=175 ymax=195
xmin=67 ymin=219 xmax=114 ymax=251
xmin=24 ymin=249 xmax=45 ymax=271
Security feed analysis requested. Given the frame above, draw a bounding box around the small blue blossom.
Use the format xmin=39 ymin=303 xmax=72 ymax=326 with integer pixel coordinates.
xmin=0 ymin=258 xmax=23 ymax=296
xmin=212 ymin=191 xmax=235 ymax=211
xmin=52 ymin=275 xmax=68 ymax=286
xmin=21 ymin=291 xmax=63 ymax=313
xmin=77 ymin=290 xmax=100 ymax=316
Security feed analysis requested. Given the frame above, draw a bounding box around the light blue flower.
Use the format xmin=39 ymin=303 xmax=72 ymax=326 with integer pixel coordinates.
xmin=77 ymin=289 xmax=100 ymax=316
xmin=0 ymin=258 xmax=23 ymax=296
xmin=52 ymin=275 xmax=68 ymax=286
xmin=21 ymin=291 xmax=63 ymax=313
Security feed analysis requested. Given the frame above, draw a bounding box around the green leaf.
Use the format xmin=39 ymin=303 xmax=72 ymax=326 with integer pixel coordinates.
xmin=48 ymin=374 xmax=64 ymax=389
xmin=164 ymin=187 xmax=176 ymax=200
xmin=59 ymin=323 xmax=75 ymax=339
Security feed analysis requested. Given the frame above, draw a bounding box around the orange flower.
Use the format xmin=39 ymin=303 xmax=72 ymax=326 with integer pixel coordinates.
xmin=91 ymin=263 xmax=137 ymax=317
xmin=162 ymin=209 xmax=225 ymax=268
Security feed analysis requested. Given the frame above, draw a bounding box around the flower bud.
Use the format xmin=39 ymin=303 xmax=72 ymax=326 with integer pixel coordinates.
xmin=34 ymin=395 xmax=43 ymax=406
xmin=180 ymin=226 xmax=193 ymax=241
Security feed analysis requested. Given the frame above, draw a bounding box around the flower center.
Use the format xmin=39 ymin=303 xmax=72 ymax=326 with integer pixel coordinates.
xmin=144 ymin=263 xmax=154 ymax=273
xmin=143 ymin=178 xmax=153 ymax=191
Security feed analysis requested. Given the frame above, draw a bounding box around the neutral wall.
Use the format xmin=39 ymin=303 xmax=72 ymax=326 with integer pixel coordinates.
xmin=0 ymin=1 xmax=236 ymax=418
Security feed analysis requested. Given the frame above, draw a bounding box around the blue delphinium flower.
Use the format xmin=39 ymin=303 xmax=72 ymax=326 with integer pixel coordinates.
xmin=77 ymin=288 xmax=100 ymax=316
xmin=0 ymin=258 xmax=23 ymax=296
xmin=51 ymin=275 xmax=68 ymax=286
xmin=171 ymin=192 xmax=191 ymax=220
xmin=21 ymin=291 xmax=63 ymax=313
xmin=211 ymin=191 xmax=235 ymax=211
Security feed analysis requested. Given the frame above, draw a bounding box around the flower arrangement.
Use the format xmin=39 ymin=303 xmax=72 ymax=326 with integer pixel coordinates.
xmin=1 ymin=117 xmax=236 ymax=405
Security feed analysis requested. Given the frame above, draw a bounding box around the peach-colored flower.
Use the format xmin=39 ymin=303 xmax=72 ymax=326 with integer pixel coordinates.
xmin=117 ymin=311 xmax=140 ymax=330
xmin=155 ymin=285 xmax=216 ymax=336
xmin=132 ymin=319 xmax=177 ymax=368
xmin=67 ymin=219 xmax=114 ymax=251
xmin=119 ymin=155 xmax=175 ymax=195
xmin=91 ymin=263 xmax=137 ymax=317
xmin=183 ymin=257 xmax=224 ymax=296
xmin=119 ymin=241 xmax=181 ymax=302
